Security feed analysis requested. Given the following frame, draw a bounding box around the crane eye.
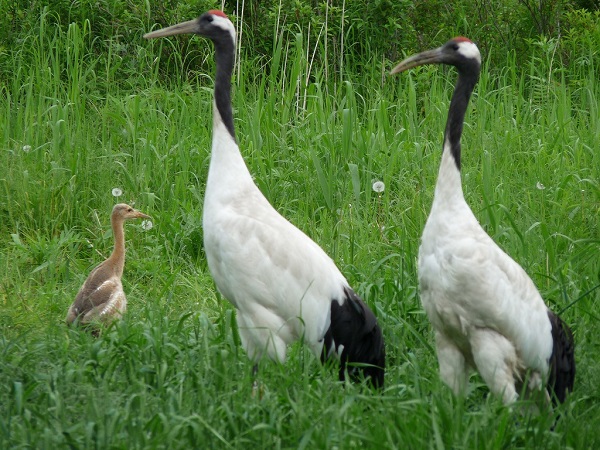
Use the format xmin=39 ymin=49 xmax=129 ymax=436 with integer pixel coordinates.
xmin=452 ymin=43 xmax=459 ymax=51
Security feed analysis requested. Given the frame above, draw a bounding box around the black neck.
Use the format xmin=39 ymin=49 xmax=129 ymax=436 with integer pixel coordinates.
xmin=213 ymin=37 xmax=236 ymax=140
xmin=444 ymin=69 xmax=478 ymax=171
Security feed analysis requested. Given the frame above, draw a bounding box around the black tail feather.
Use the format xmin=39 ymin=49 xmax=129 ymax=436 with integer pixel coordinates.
xmin=547 ymin=310 xmax=575 ymax=404
xmin=322 ymin=287 xmax=386 ymax=388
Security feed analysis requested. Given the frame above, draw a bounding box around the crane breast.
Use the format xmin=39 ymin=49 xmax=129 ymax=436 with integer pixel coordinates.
xmin=204 ymin=200 xmax=347 ymax=346
xmin=419 ymin=228 xmax=553 ymax=373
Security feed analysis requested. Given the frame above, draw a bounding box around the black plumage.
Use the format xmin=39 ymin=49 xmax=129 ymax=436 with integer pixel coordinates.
xmin=323 ymin=287 xmax=386 ymax=388
xmin=547 ymin=311 xmax=576 ymax=404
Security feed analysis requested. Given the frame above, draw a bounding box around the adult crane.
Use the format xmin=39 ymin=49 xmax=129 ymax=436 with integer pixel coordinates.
xmin=391 ymin=37 xmax=575 ymax=405
xmin=144 ymin=10 xmax=385 ymax=388
xmin=67 ymin=203 xmax=150 ymax=329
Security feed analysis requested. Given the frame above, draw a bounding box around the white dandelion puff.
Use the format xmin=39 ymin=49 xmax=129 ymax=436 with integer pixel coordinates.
xmin=112 ymin=188 xmax=123 ymax=197
xmin=536 ymin=182 xmax=545 ymax=190
xmin=141 ymin=220 xmax=153 ymax=231
xmin=22 ymin=145 xmax=32 ymax=153
xmin=372 ymin=181 xmax=385 ymax=193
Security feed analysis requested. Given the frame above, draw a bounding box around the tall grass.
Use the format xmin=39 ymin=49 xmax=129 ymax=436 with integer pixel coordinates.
xmin=1 ymin=10 xmax=599 ymax=449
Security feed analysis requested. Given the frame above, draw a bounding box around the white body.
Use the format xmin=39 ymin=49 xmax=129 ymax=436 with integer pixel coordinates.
xmin=203 ymin=111 xmax=349 ymax=363
xmin=419 ymin=144 xmax=553 ymax=403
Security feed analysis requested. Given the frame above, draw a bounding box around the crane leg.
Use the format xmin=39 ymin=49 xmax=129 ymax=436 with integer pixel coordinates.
xmin=471 ymin=329 xmax=519 ymax=405
xmin=435 ymin=331 xmax=469 ymax=396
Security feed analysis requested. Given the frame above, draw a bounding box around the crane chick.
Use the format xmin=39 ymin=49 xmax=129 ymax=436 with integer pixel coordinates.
xmin=66 ymin=203 xmax=150 ymax=330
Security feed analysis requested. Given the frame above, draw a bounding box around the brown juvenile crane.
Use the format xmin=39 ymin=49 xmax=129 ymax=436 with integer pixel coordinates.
xmin=66 ymin=203 xmax=150 ymax=329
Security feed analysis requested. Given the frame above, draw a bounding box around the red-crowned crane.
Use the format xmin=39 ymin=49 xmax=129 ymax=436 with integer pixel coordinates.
xmin=144 ymin=10 xmax=385 ymax=388
xmin=391 ymin=38 xmax=575 ymax=405
xmin=67 ymin=203 xmax=150 ymax=328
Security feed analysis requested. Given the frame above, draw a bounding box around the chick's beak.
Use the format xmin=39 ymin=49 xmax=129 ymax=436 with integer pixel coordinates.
xmin=134 ymin=210 xmax=151 ymax=220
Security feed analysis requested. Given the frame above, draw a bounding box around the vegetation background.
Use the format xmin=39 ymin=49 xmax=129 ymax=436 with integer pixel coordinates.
xmin=0 ymin=0 xmax=599 ymax=448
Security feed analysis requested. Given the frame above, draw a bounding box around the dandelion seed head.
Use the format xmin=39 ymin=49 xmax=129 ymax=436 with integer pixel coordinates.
xmin=141 ymin=220 xmax=153 ymax=231
xmin=372 ymin=181 xmax=385 ymax=193
xmin=536 ymin=182 xmax=545 ymax=190
xmin=112 ymin=188 xmax=123 ymax=197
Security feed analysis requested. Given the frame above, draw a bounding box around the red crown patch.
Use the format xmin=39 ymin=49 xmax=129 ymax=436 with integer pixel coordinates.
xmin=208 ymin=10 xmax=229 ymax=19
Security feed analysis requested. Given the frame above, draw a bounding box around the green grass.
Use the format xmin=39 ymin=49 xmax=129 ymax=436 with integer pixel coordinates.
xmin=1 ymin=13 xmax=599 ymax=450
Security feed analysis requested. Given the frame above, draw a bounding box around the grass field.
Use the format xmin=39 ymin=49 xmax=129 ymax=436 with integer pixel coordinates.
xmin=1 ymin=13 xmax=599 ymax=449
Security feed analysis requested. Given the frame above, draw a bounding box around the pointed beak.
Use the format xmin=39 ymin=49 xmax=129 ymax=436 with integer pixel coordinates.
xmin=390 ymin=47 xmax=444 ymax=74
xmin=144 ymin=18 xmax=199 ymax=39
xmin=134 ymin=210 xmax=151 ymax=220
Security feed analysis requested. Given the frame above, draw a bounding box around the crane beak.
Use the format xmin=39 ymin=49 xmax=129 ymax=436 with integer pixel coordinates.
xmin=144 ymin=19 xmax=199 ymax=39
xmin=134 ymin=210 xmax=151 ymax=220
xmin=390 ymin=47 xmax=444 ymax=74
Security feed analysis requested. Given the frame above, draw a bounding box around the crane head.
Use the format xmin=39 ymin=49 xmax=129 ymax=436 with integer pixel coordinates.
xmin=391 ymin=37 xmax=481 ymax=75
xmin=143 ymin=10 xmax=236 ymax=45
xmin=112 ymin=203 xmax=151 ymax=221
